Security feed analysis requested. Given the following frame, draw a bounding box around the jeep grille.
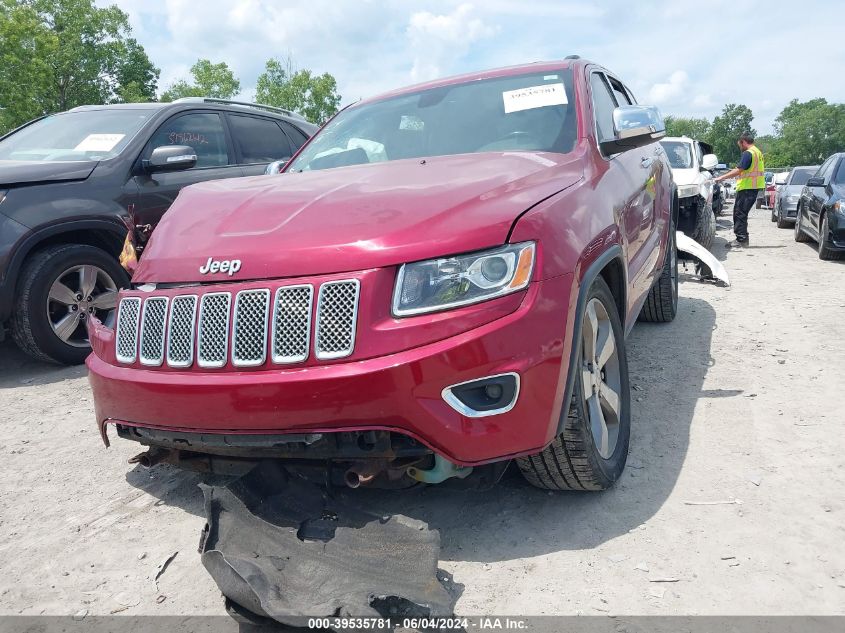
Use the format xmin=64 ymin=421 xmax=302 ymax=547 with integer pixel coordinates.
xmin=114 ymin=280 xmax=359 ymax=368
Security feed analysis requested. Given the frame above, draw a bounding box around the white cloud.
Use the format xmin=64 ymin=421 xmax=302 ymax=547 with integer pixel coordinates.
xmin=102 ymin=0 xmax=845 ymax=133
xmin=407 ymin=4 xmax=497 ymax=82
xmin=647 ymin=71 xmax=689 ymax=106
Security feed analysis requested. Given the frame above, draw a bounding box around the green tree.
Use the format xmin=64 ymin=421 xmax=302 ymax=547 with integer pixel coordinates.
xmin=256 ymin=57 xmax=341 ymax=123
xmin=707 ymin=103 xmax=756 ymax=166
xmin=0 ymin=0 xmax=159 ymax=132
xmin=160 ymin=59 xmax=241 ymax=102
xmin=664 ymin=115 xmax=711 ymax=140
xmin=769 ymin=98 xmax=845 ymax=166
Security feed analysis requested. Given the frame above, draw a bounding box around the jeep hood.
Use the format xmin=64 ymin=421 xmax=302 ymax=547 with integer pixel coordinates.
xmin=134 ymin=152 xmax=583 ymax=283
xmin=0 ymin=160 xmax=98 ymax=187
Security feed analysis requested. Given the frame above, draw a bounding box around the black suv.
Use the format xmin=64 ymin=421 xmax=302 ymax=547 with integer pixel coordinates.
xmin=0 ymin=98 xmax=317 ymax=364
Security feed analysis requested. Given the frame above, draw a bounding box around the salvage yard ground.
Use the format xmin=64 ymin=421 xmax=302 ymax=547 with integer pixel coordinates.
xmin=1 ymin=209 xmax=843 ymax=617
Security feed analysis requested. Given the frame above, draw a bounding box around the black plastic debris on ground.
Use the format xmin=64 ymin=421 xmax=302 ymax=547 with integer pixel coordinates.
xmin=198 ymin=461 xmax=455 ymax=627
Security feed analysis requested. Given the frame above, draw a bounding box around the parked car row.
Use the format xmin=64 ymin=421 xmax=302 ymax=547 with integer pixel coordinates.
xmin=791 ymin=153 xmax=845 ymax=260
xmin=0 ymin=98 xmax=317 ymax=363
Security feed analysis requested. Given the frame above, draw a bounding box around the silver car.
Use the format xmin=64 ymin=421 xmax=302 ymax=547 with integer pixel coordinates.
xmin=773 ymin=165 xmax=820 ymax=228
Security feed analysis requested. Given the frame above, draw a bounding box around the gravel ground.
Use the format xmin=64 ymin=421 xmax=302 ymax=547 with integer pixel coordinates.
xmin=1 ymin=207 xmax=844 ymax=617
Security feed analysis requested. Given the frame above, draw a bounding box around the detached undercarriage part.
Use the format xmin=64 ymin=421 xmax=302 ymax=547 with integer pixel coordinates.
xmin=198 ymin=461 xmax=456 ymax=626
xmin=676 ymin=231 xmax=731 ymax=287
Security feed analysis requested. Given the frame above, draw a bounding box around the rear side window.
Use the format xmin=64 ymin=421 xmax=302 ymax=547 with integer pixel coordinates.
xmin=229 ymin=115 xmax=295 ymax=164
xmin=590 ymin=73 xmax=617 ymax=143
xmin=607 ymin=77 xmax=632 ymax=106
xmin=148 ymin=113 xmax=229 ymax=168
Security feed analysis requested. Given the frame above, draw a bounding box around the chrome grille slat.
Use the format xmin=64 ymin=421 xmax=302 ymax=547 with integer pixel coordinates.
xmin=197 ymin=292 xmax=231 ymax=368
xmin=271 ymin=285 xmax=313 ymax=364
xmin=139 ymin=297 xmax=168 ymax=366
xmin=115 ymin=297 xmax=141 ymax=364
xmin=232 ymin=289 xmax=270 ymax=367
xmin=166 ymin=295 xmax=197 ymax=367
xmin=315 ymin=280 xmax=360 ymax=360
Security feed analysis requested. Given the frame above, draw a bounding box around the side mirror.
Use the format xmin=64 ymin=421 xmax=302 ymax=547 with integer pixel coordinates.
xmin=600 ymin=105 xmax=665 ymax=155
xmin=806 ymin=176 xmax=825 ymax=188
xmin=264 ymin=159 xmax=289 ymax=175
xmin=701 ymin=154 xmax=718 ymax=171
xmin=143 ymin=145 xmax=197 ymax=173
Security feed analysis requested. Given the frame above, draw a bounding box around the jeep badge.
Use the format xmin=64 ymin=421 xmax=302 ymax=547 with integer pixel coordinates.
xmin=199 ymin=257 xmax=242 ymax=276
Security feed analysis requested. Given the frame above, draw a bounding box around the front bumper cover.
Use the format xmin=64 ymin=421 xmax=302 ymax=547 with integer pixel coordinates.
xmin=88 ymin=274 xmax=574 ymax=466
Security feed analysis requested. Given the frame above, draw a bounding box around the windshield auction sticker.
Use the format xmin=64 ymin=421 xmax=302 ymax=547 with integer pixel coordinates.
xmin=73 ymin=133 xmax=125 ymax=152
xmin=502 ymin=83 xmax=567 ymax=113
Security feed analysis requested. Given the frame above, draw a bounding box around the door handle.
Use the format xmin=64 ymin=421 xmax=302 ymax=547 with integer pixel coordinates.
xmin=640 ymin=157 xmax=654 ymax=168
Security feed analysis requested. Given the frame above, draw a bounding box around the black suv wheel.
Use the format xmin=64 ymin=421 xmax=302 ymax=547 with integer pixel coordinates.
xmin=11 ymin=244 xmax=129 ymax=364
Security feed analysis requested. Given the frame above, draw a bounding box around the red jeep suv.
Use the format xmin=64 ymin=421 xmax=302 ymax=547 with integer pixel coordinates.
xmin=87 ymin=59 xmax=678 ymax=491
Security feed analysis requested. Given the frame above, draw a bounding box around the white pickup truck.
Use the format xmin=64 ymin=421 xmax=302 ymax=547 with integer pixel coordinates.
xmin=660 ymin=136 xmax=718 ymax=249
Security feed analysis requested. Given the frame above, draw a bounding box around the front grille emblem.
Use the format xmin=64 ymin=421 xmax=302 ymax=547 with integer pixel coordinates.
xmin=199 ymin=257 xmax=242 ymax=276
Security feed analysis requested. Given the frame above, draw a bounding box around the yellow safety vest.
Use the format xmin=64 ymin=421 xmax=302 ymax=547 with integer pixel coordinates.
xmin=736 ymin=145 xmax=765 ymax=191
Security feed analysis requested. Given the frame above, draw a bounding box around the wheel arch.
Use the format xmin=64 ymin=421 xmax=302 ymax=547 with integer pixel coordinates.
xmin=555 ymin=245 xmax=626 ymax=435
xmin=0 ymin=219 xmax=125 ymax=323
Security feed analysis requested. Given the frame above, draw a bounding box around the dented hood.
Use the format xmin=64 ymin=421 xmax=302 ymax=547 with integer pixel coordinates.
xmin=134 ymin=151 xmax=582 ymax=283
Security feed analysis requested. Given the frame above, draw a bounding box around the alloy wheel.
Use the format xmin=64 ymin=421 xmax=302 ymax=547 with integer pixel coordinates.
xmin=580 ymin=297 xmax=622 ymax=459
xmin=46 ymin=265 xmax=118 ymax=347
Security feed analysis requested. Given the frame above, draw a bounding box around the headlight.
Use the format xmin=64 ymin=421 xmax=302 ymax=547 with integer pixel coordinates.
xmin=835 ymin=200 xmax=845 ymax=213
xmin=677 ymin=184 xmax=700 ymax=198
xmin=392 ymin=242 xmax=536 ymax=317
xmin=787 ymin=194 xmax=800 ymax=202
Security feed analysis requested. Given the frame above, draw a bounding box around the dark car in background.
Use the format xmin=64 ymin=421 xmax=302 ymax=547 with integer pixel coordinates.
xmin=0 ymin=98 xmax=317 ymax=364
xmin=772 ymin=165 xmax=819 ymax=228
xmin=794 ymin=153 xmax=845 ymax=260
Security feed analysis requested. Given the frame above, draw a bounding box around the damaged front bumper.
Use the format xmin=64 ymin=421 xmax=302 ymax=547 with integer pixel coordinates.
xmin=87 ymin=274 xmax=574 ymax=468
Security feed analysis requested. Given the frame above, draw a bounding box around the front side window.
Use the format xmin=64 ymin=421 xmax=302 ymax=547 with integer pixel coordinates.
xmin=148 ymin=113 xmax=229 ymax=168
xmin=288 ymin=70 xmax=576 ymax=172
xmin=660 ymin=141 xmax=694 ymax=169
xmin=834 ymin=159 xmax=845 ymax=184
xmin=590 ymin=73 xmax=617 ymax=144
xmin=0 ymin=110 xmax=151 ymax=162
xmin=228 ymin=115 xmax=293 ymax=164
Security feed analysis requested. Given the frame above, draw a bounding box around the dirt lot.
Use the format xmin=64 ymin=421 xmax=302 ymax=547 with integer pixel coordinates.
xmin=1 ymin=208 xmax=844 ymax=617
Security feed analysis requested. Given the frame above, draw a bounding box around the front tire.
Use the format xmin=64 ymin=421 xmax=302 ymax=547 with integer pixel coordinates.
xmin=689 ymin=200 xmax=716 ymax=249
xmin=818 ymin=213 xmax=842 ymax=260
xmin=776 ymin=205 xmax=792 ymax=229
xmin=11 ymin=244 xmax=129 ymax=364
xmin=516 ymin=277 xmax=630 ymax=491
xmin=794 ymin=205 xmax=811 ymax=242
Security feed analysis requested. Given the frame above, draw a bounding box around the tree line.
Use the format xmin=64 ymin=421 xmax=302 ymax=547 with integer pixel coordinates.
xmin=665 ymin=99 xmax=845 ymax=169
xmin=0 ymin=0 xmax=341 ymax=135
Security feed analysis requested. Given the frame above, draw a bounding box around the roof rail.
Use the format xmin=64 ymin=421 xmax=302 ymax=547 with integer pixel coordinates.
xmin=172 ymin=97 xmax=308 ymax=121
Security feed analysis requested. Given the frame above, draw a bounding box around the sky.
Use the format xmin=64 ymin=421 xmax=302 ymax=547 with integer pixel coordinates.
xmin=105 ymin=0 xmax=845 ymax=134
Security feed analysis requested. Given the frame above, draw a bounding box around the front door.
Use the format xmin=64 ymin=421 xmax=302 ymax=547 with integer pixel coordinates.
xmin=133 ymin=111 xmax=243 ymax=230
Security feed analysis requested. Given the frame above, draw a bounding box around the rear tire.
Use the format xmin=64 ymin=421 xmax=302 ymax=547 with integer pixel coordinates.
xmin=794 ymin=205 xmax=811 ymax=243
xmin=10 ymin=244 xmax=128 ymax=365
xmin=638 ymin=220 xmax=678 ymax=323
xmin=818 ymin=213 xmax=842 ymax=260
xmin=516 ymin=277 xmax=630 ymax=491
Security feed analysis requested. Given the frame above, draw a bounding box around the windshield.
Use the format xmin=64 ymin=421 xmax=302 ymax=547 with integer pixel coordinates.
xmin=288 ymin=70 xmax=576 ymax=172
xmin=789 ymin=168 xmax=817 ymax=186
xmin=0 ymin=110 xmax=152 ymax=162
xmin=660 ymin=141 xmax=693 ymax=169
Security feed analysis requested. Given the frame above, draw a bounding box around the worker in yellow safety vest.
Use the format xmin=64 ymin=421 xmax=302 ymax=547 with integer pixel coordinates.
xmin=715 ymin=132 xmax=765 ymax=248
